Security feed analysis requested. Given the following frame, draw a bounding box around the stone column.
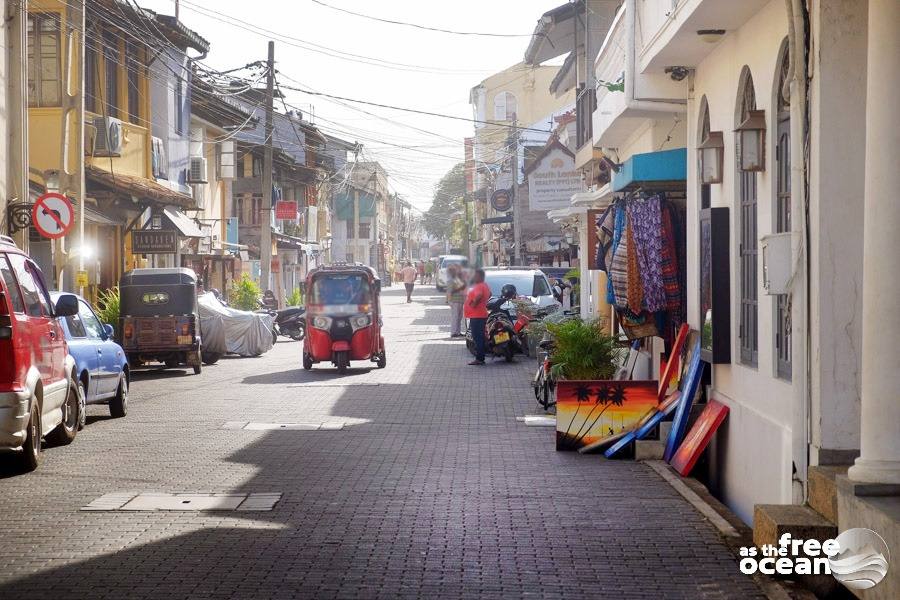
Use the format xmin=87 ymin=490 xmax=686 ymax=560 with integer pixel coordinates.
xmin=847 ymin=0 xmax=900 ymax=484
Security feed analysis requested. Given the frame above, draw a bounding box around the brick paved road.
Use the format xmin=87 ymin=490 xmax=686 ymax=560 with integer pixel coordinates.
xmin=0 ymin=286 xmax=764 ymax=599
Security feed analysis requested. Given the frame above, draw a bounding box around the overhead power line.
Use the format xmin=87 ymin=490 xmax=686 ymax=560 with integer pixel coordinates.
xmin=276 ymin=78 xmax=553 ymax=134
xmin=309 ymin=0 xmax=532 ymax=38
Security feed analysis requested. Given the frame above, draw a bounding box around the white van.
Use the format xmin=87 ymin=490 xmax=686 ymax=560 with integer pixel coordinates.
xmin=436 ymin=255 xmax=468 ymax=291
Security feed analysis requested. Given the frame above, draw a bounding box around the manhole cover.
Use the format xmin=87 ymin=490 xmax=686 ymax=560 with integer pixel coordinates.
xmin=82 ymin=492 xmax=282 ymax=512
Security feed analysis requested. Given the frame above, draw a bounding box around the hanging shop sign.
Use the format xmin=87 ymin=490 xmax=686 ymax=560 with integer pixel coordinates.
xmin=31 ymin=192 xmax=75 ymax=239
xmin=526 ymin=144 xmax=582 ymax=212
xmin=275 ymin=200 xmax=298 ymax=220
xmin=75 ymin=270 xmax=89 ymax=288
xmin=132 ymin=230 xmax=178 ymax=254
xmin=490 ymin=189 xmax=513 ymax=212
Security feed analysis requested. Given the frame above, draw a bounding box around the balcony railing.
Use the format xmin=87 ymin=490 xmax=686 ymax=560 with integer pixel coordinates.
xmin=576 ymin=85 xmax=596 ymax=150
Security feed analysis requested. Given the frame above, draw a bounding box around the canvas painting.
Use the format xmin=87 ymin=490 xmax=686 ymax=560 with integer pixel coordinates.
xmin=663 ymin=334 xmax=704 ymax=461
xmin=670 ymin=399 xmax=729 ymax=476
xmin=556 ymin=380 xmax=659 ymax=451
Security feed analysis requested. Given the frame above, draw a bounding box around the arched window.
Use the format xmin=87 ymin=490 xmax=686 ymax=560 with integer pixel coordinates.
xmin=736 ymin=67 xmax=758 ymax=366
xmin=493 ymin=91 xmax=517 ymax=121
xmin=698 ymin=96 xmax=711 ymax=209
xmin=774 ymin=40 xmax=791 ymax=380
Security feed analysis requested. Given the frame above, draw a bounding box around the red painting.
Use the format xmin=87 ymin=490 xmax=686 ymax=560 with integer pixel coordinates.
xmin=556 ymin=380 xmax=659 ymax=451
xmin=658 ymin=323 xmax=690 ymax=401
xmin=669 ymin=399 xmax=729 ymax=476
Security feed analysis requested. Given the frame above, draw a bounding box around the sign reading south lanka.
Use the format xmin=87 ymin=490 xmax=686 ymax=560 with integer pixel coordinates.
xmin=525 ymin=141 xmax=583 ymax=212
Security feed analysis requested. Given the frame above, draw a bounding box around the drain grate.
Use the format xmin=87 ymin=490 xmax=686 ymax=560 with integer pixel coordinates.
xmin=222 ymin=421 xmax=345 ymax=431
xmin=82 ymin=492 xmax=282 ymax=512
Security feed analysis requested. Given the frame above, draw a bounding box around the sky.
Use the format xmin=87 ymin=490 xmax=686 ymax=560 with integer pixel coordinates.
xmin=137 ymin=0 xmax=562 ymax=212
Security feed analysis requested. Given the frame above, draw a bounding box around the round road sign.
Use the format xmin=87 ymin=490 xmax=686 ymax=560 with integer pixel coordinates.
xmin=31 ymin=192 xmax=75 ymax=239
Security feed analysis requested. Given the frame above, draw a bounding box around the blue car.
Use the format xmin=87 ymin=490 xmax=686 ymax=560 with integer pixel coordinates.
xmin=51 ymin=292 xmax=129 ymax=427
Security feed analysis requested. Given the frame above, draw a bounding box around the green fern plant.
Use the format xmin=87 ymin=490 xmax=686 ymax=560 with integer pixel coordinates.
xmin=96 ymin=286 xmax=120 ymax=326
xmin=547 ymin=319 xmax=622 ymax=381
xmin=285 ymin=288 xmax=303 ymax=307
xmin=230 ymin=274 xmax=261 ymax=311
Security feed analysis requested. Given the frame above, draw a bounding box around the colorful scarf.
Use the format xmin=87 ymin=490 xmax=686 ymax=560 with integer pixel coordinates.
xmin=606 ymin=201 xmax=626 ymax=305
xmin=625 ymin=216 xmax=643 ymax=313
xmin=629 ymin=195 xmax=666 ymax=312
xmin=660 ymin=203 xmax=682 ymax=323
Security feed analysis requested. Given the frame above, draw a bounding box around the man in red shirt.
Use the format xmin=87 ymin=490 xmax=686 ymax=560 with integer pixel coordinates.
xmin=464 ymin=268 xmax=491 ymax=365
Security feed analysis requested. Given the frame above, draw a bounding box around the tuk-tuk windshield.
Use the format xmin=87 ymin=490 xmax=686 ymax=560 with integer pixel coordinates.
xmin=309 ymin=274 xmax=371 ymax=307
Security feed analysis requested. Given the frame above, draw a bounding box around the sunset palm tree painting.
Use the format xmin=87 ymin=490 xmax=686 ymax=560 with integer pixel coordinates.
xmin=556 ymin=380 xmax=659 ymax=450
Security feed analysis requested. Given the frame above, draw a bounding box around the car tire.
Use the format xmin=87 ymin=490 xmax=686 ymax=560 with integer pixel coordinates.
xmin=110 ymin=375 xmax=128 ymax=418
xmin=47 ymin=377 xmax=80 ymax=446
xmin=302 ymin=353 xmax=313 ymax=370
xmin=376 ymin=350 xmax=386 ymax=369
xmin=202 ymin=353 xmax=221 ymax=365
xmin=193 ymin=362 xmax=202 ymax=375
xmin=16 ymin=401 xmax=42 ymax=473
xmin=272 ymin=329 xmax=278 ymax=345
xmin=77 ymin=378 xmax=87 ymax=430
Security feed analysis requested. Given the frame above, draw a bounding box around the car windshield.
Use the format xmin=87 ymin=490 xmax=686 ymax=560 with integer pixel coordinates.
xmin=310 ymin=274 xmax=371 ymax=306
xmin=440 ymin=258 xmax=467 ymax=269
xmin=484 ymin=272 xmax=550 ymax=297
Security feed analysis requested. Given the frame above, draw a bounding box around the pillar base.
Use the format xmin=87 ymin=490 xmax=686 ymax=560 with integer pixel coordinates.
xmin=848 ymin=458 xmax=900 ymax=485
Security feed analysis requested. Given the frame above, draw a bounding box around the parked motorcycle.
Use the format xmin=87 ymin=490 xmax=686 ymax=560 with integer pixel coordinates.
xmin=274 ymin=306 xmax=306 ymax=341
xmin=466 ymin=284 xmax=523 ymax=362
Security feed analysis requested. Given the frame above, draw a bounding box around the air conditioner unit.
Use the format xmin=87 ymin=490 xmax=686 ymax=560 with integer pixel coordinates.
xmin=188 ymin=156 xmax=208 ymax=183
xmin=93 ymin=116 xmax=124 ymax=156
xmin=151 ymin=137 xmax=167 ymax=179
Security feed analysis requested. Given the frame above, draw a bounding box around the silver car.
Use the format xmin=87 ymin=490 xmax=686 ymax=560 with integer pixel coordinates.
xmin=482 ymin=268 xmax=561 ymax=311
xmin=436 ymin=255 xmax=468 ymax=291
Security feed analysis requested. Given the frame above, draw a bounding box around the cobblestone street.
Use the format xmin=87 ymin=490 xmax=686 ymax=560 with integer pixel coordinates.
xmin=0 ymin=286 xmax=764 ymax=599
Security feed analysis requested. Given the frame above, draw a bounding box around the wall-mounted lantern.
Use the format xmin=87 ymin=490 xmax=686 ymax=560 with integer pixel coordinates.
xmin=735 ymin=109 xmax=766 ymax=172
xmin=698 ymin=131 xmax=724 ymax=184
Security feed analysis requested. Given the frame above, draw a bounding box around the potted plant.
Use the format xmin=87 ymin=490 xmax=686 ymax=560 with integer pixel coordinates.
xmin=548 ymin=319 xmax=659 ymax=451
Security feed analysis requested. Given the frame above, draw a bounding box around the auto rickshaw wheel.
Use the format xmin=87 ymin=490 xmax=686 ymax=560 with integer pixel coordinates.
xmin=302 ymin=353 xmax=313 ymax=370
xmin=203 ymin=353 xmax=221 ymax=365
xmin=335 ymin=350 xmax=349 ymax=374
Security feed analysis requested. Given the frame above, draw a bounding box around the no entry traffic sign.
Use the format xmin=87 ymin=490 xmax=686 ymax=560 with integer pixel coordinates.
xmin=31 ymin=192 xmax=74 ymax=239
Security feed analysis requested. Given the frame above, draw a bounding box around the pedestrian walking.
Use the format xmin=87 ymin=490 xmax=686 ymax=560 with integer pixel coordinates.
xmin=417 ymin=261 xmax=426 ymax=284
xmin=464 ymin=268 xmax=491 ymax=365
xmin=400 ymin=262 xmax=418 ymax=303
xmin=446 ymin=264 xmax=466 ymax=337
xmin=425 ymin=260 xmax=434 ymax=284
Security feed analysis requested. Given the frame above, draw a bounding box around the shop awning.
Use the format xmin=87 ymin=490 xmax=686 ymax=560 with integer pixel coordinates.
xmin=162 ymin=208 xmax=204 ymax=237
xmin=612 ymin=148 xmax=686 ymax=193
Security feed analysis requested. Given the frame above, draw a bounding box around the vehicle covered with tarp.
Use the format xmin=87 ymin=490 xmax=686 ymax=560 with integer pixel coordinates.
xmin=198 ymin=292 xmax=275 ymax=358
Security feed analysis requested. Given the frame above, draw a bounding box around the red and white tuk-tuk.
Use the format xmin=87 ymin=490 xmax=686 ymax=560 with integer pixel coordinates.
xmin=302 ymin=263 xmax=385 ymax=373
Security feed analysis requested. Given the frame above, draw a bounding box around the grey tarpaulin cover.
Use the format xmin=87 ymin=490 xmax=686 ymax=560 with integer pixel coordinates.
xmin=198 ymin=293 xmax=275 ymax=356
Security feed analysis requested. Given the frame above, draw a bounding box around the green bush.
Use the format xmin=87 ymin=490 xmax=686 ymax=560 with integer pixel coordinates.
xmin=285 ymin=288 xmax=303 ymax=307
xmin=547 ymin=318 xmax=622 ymax=381
xmin=96 ymin=286 xmax=120 ymax=326
xmin=230 ymin=274 xmax=261 ymax=311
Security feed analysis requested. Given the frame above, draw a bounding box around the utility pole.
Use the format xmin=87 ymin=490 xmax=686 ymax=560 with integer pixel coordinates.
xmin=7 ymin=2 xmax=29 ymax=253
xmin=259 ymin=41 xmax=275 ymax=293
xmin=510 ymin=119 xmax=522 ymax=266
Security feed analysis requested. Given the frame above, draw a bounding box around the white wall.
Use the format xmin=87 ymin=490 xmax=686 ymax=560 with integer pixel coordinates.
xmin=807 ymin=0 xmax=867 ymax=465
xmin=687 ymin=0 xmax=794 ymax=524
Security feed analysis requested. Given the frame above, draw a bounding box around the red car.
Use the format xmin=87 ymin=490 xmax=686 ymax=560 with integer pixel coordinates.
xmin=0 ymin=235 xmax=81 ymax=472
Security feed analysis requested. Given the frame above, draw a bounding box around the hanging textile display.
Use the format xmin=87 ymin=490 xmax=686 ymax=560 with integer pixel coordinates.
xmin=591 ymin=192 xmax=686 ymax=340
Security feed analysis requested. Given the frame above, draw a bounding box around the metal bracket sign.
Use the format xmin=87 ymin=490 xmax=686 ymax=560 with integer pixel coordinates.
xmin=31 ymin=192 xmax=74 ymax=239
xmin=132 ymin=230 xmax=178 ymax=254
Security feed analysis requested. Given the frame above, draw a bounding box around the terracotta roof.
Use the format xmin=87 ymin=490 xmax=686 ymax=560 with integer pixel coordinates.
xmin=86 ymin=166 xmax=193 ymax=207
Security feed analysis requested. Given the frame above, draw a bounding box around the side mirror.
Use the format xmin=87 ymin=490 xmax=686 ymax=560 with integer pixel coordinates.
xmin=103 ymin=323 xmax=115 ymax=339
xmin=53 ymin=294 xmax=79 ymax=317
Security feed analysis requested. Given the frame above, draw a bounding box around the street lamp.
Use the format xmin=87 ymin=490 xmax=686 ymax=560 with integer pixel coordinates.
xmin=698 ymin=131 xmax=725 ymax=184
xmin=735 ymin=109 xmax=767 ymax=172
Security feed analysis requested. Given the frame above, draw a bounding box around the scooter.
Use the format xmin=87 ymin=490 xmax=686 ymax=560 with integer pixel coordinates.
xmin=274 ymin=306 xmax=306 ymax=341
xmin=466 ymin=284 xmax=523 ymax=362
